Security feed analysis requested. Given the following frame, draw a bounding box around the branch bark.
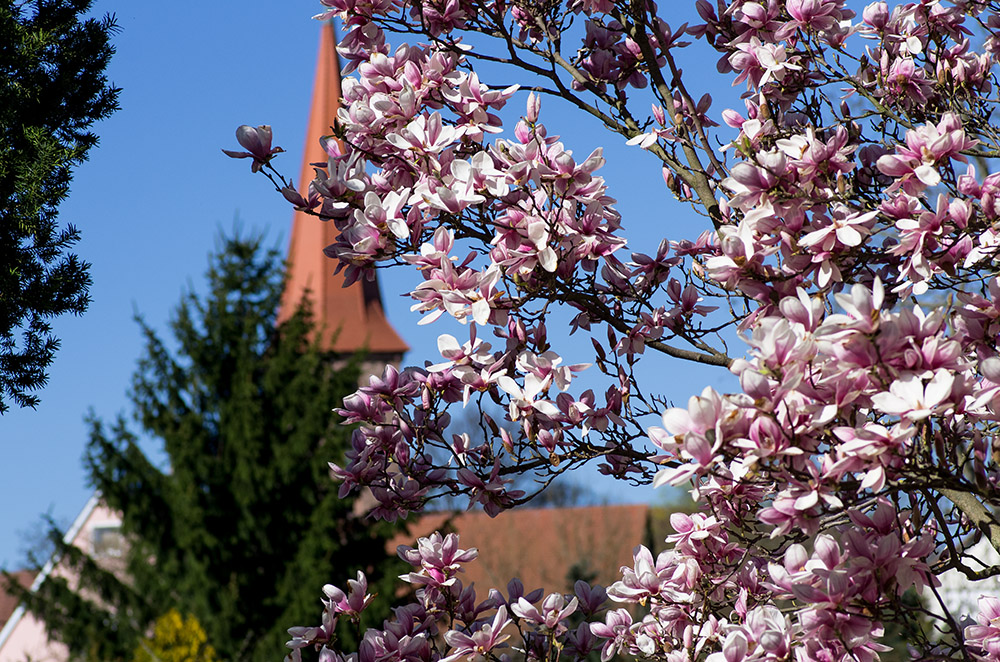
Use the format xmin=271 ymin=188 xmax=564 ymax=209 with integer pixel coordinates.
xmin=940 ymin=487 xmax=1000 ymax=556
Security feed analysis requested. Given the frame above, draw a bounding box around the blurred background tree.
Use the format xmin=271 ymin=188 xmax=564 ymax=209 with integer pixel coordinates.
xmin=5 ymin=233 xmax=404 ymax=662
xmin=0 ymin=0 xmax=119 ymax=412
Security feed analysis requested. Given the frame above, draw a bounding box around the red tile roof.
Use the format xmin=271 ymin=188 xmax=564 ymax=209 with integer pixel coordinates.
xmin=398 ymin=504 xmax=651 ymax=595
xmin=0 ymin=571 xmax=35 ymax=630
xmin=277 ymin=22 xmax=408 ymax=357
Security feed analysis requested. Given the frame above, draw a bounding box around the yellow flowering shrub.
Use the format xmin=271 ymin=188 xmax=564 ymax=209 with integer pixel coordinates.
xmin=134 ymin=610 xmax=216 ymax=662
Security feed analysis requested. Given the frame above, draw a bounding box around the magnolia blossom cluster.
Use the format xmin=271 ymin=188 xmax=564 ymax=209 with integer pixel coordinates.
xmin=286 ymin=506 xmax=930 ymax=662
xmin=231 ymin=0 xmax=1000 ymax=659
xmin=286 ymin=533 xmax=603 ymax=662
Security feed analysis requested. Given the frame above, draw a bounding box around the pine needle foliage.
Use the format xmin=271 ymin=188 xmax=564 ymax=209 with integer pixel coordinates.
xmin=0 ymin=0 xmax=120 ymax=412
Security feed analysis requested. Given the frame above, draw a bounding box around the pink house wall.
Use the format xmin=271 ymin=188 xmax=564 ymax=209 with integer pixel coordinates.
xmin=0 ymin=497 xmax=121 ymax=662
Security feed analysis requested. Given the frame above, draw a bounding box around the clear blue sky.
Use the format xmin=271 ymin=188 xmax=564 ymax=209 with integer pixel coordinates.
xmin=1 ymin=1 xmax=738 ymax=567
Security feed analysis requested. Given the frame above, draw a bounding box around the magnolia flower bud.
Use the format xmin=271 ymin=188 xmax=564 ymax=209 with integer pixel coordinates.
xmin=222 ymin=124 xmax=284 ymax=172
xmin=662 ymin=167 xmax=674 ymax=190
xmin=514 ymin=119 xmax=532 ymax=144
xmin=643 ymin=104 xmax=662 ymax=128
xmin=525 ymin=91 xmax=540 ymax=123
xmin=862 ymin=2 xmax=888 ymax=29
xmin=721 ymin=108 xmax=745 ymax=129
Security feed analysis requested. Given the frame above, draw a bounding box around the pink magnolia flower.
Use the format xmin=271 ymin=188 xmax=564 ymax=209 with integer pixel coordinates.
xmin=862 ymin=2 xmax=889 ymax=30
xmin=870 ymin=369 xmax=955 ymax=421
xmin=222 ymin=125 xmax=284 ymax=172
xmin=705 ymin=631 xmax=748 ymax=662
xmin=824 ymin=279 xmax=885 ymax=334
xmin=322 ymin=572 xmax=374 ymax=618
xmin=829 ymin=423 xmax=912 ymax=492
xmin=441 ymin=606 xmax=512 ymax=662
xmin=786 ymin=0 xmax=853 ymax=32
xmin=427 ymin=332 xmax=493 ymax=379
xmin=573 ymin=580 xmax=608 ymax=616
xmin=967 ymin=596 xmax=1000 ymax=659
xmin=512 ymin=593 xmax=579 ymax=635
xmin=606 ymin=545 xmax=676 ymax=602
xmin=398 ymin=532 xmax=478 ymax=587
xmin=456 ymin=461 xmax=525 ymax=516
xmin=877 ymin=113 xmax=977 ymax=192
xmin=387 ymin=112 xmax=463 ymax=155
xmin=799 ymin=207 xmax=878 ymax=252
xmin=729 ymin=37 xmax=802 ymax=89
xmin=590 ymin=609 xmax=634 ymax=662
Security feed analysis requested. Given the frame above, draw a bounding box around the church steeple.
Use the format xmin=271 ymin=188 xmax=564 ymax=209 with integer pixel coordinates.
xmin=279 ymin=22 xmax=408 ymax=363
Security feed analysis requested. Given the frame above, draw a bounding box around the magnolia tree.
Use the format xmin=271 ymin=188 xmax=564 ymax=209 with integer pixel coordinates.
xmin=229 ymin=0 xmax=1000 ymax=659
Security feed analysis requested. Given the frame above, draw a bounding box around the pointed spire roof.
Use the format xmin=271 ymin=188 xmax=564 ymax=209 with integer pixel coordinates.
xmin=279 ymin=22 xmax=408 ymax=358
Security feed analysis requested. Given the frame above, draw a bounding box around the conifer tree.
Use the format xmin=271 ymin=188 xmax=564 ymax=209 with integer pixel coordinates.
xmin=0 ymin=0 xmax=119 ymax=412
xmin=6 ymin=233 xmax=403 ymax=662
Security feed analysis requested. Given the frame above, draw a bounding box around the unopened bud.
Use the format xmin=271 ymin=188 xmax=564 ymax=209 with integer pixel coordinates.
xmin=500 ymin=428 xmax=514 ymax=453
xmin=652 ymin=103 xmax=666 ymax=126
xmin=862 ymin=2 xmax=888 ymax=30
xmin=526 ymin=91 xmax=540 ymax=123
xmin=514 ymin=119 xmax=532 ymax=144
xmin=281 ymin=184 xmax=311 ymax=209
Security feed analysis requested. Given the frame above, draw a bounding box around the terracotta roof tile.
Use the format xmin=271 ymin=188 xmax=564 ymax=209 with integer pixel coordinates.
xmin=0 ymin=570 xmax=35 ymax=630
xmin=397 ymin=505 xmax=650 ymax=595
